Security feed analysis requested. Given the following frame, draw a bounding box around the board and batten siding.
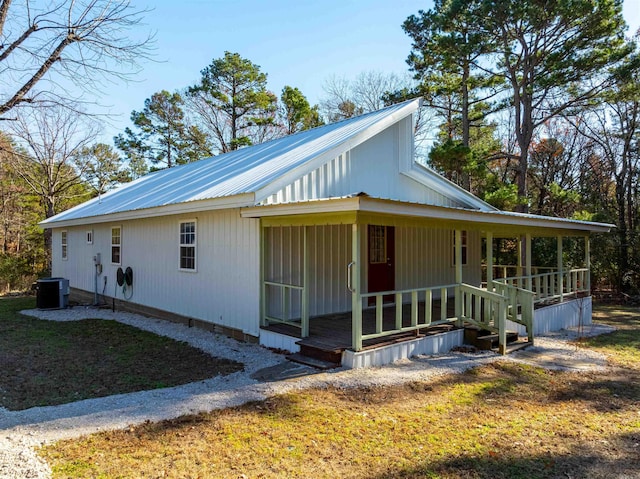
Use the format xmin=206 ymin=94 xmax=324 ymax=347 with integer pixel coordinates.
xmin=395 ymin=227 xmax=482 ymax=290
xmin=264 ymin=225 xmax=352 ymax=318
xmin=263 ymin=118 xmax=463 ymax=208
xmin=52 ymin=209 xmax=261 ymax=336
xmin=264 ymin=224 xmax=481 ymax=319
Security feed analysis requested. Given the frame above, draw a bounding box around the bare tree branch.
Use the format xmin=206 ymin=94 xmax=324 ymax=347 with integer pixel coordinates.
xmin=0 ymin=0 xmax=154 ymax=117
xmin=0 ymin=0 xmax=12 ymax=38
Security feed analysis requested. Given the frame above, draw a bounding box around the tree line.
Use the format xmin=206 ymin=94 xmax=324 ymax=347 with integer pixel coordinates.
xmin=0 ymin=0 xmax=639 ymax=294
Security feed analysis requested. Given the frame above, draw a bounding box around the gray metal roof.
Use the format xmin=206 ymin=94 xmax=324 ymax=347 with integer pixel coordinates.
xmin=42 ymin=98 xmax=492 ymax=226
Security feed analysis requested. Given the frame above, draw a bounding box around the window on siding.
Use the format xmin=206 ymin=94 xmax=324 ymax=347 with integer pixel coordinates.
xmin=453 ymin=230 xmax=468 ymax=266
xmin=61 ymin=231 xmax=68 ymax=260
xmin=369 ymin=225 xmax=387 ymax=264
xmin=111 ymin=226 xmax=121 ymax=264
xmin=179 ymin=221 xmax=196 ymax=271
xmin=86 ymin=230 xmax=93 ymax=245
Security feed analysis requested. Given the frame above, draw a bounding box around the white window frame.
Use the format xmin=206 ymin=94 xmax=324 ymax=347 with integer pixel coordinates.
xmin=61 ymin=230 xmax=68 ymax=261
xmin=86 ymin=230 xmax=93 ymax=245
xmin=452 ymin=230 xmax=468 ymax=267
xmin=179 ymin=219 xmax=197 ymax=272
xmin=111 ymin=226 xmax=122 ymax=265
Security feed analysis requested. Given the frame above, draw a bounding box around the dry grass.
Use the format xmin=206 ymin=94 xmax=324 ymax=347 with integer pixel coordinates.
xmin=41 ymin=305 xmax=640 ymax=479
xmin=0 ymin=297 xmax=243 ymax=410
xmin=586 ymin=304 xmax=640 ymax=369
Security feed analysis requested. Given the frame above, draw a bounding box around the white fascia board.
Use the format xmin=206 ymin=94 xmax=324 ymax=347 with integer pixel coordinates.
xmin=242 ymin=197 xmax=361 ymax=218
xmin=41 ymin=193 xmax=256 ymax=228
xmin=241 ymin=197 xmax=613 ymax=233
xmin=358 ymin=199 xmax=613 ymax=232
xmin=400 ymin=161 xmax=497 ymax=212
xmin=253 ymin=99 xmax=422 ymax=204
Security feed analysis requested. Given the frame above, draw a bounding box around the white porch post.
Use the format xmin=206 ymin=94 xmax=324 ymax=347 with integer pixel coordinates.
xmin=525 ymin=233 xmax=532 ymax=291
xmin=585 ymin=235 xmax=591 ymax=294
xmin=301 ymin=226 xmax=310 ymax=337
xmin=486 ymin=232 xmax=494 ymax=291
xmin=351 ymin=223 xmax=363 ymax=351
xmin=557 ymin=235 xmax=564 ymax=302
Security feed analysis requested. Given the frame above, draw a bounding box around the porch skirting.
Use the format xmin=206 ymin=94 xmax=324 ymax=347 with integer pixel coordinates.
xmin=506 ymin=296 xmax=592 ymax=336
xmin=259 ymin=329 xmax=302 ymax=353
xmin=342 ymin=329 xmax=464 ymax=369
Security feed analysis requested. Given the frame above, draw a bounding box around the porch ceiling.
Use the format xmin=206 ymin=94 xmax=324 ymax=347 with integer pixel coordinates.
xmin=241 ymin=197 xmax=613 ymax=236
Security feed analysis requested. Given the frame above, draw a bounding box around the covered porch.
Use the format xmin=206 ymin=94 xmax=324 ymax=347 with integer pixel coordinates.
xmin=242 ymin=197 xmax=610 ymax=368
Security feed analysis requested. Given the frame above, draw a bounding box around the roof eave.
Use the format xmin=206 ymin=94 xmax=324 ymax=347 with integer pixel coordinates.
xmin=241 ymin=197 xmax=613 ymax=234
xmin=40 ymin=193 xmax=256 ymax=228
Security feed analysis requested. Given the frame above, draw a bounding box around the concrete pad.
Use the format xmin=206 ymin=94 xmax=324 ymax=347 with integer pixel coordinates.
xmin=250 ymin=361 xmax=318 ymax=382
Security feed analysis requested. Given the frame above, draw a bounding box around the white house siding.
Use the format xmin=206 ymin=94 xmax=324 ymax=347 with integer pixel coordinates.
xmin=52 ymin=209 xmax=261 ymax=336
xmin=264 ymin=225 xmax=352 ymax=318
xmin=396 ymin=227 xmax=482 ymax=291
xmin=264 ymin=119 xmax=462 ymax=208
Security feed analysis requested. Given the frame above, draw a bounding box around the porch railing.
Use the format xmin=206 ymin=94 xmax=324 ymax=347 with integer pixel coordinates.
xmin=457 ymin=283 xmax=507 ymax=332
xmin=263 ymin=280 xmax=308 ymax=336
xmin=358 ymin=284 xmax=458 ymax=347
xmin=487 ymin=265 xmax=556 ymax=280
xmin=492 ymin=268 xmax=588 ymax=304
xmin=491 ymin=281 xmax=535 ymax=343
xmin=355 ymin=283 xmax=512 ymax=353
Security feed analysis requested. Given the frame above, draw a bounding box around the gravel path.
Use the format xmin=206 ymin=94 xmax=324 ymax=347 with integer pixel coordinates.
xmin=0 ymin=307 xmax=616 ymax=478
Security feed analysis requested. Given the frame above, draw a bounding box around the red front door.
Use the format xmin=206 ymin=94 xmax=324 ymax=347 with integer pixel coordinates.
xmin=368 ymin=225 xmax=395 ymax=302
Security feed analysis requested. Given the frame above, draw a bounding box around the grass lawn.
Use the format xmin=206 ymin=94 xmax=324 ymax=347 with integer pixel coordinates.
xmin=0 ymin=297 xmax=243 ymax=410
xmin=41 ymin=304 xmax=640 ymax=479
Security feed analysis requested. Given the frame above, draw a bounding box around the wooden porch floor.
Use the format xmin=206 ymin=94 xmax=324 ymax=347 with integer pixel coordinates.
xmin=263 ymin=301 xmax=457 ymax=352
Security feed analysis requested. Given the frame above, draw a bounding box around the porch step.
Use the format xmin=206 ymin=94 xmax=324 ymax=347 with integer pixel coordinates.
xmin=476 ymin=332 xmax=519 ymax=351
xmin=504 ymin=341 xmax=533 ymax=354
xmin=464 ymin=326 xmax=519 ymax=351
xmin=286 ymin=353 xmax=340 ymax=370
xmin=296 ymin=341 xmax=344 ymax=364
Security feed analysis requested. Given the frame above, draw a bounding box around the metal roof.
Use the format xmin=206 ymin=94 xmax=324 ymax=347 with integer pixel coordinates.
xmin=41 ymin=98 xmax=495 ymax=226
xmin=42 ymin=99 xmax=417 ymax=225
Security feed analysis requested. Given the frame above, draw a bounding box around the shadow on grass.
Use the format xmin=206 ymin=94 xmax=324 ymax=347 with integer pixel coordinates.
xmin=375 ymin=431 xmax=640 ymax=479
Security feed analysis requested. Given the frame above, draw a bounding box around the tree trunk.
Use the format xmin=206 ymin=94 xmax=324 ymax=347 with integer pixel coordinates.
xmin=516 ymin=147 xmax=529 ymax=213
xmin=43 ymin=198 xmax=56 ymax=275
xmin=615 ymin=172 xmax=629 ymax=292
xmin=460 ymin=58 xmax=471 ymax=192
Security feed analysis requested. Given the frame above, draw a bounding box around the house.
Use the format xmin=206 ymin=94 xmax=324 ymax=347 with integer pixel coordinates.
xmin=41 ymin=98 xmax=612 ymax=368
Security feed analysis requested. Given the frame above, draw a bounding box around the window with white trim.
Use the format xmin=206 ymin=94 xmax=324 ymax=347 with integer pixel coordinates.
xmin=86 ymin=230 xmax=93 ymax=245
xmin=453 ymin=230 xmax=468 ymax=266
xmin=61 ymin=231 xmax=68 ymax=260
xmin=111 ymin=226 xmax=121 ymax=264
xmin=179 ymin=221 xmax=196 ymax=271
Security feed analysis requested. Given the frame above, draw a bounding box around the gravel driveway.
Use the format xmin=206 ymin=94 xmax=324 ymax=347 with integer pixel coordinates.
xmin=0 ymin=306 xmax=614 ymax=479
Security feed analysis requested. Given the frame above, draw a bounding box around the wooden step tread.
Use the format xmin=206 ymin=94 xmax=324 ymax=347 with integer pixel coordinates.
xmin=295 ymin=340 xmax=343 ymax=354
xmin=477 ymin=331 xmax=518 ymax=341
xmin=503 ymin=341 xmax=533 ymax=353
xmin=287 ymin=353 xmax=340 ymax=370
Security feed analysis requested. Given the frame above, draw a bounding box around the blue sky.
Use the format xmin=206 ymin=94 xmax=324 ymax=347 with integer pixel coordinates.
xmin=99 ymin=0 xmax=640 ymax=141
